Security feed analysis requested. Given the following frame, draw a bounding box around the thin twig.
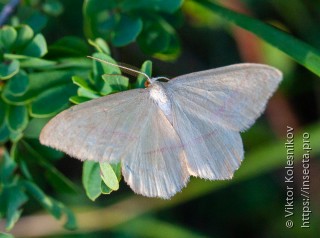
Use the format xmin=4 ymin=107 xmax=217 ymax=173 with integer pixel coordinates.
xmin=0 ymin=0 xmax=20 ymax=27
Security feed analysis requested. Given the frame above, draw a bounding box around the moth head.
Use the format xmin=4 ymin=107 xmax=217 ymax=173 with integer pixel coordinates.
xmin=145 ymin=76 xmax=170 ymax=87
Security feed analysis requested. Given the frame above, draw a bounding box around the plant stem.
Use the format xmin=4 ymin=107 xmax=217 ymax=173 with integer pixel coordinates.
xmin=0 ymin=0 xmax=20 ymax=27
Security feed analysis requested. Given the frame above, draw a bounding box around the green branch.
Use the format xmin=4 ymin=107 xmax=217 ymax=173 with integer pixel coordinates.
xmin=194 ymin=0 xmax=320 ymax=77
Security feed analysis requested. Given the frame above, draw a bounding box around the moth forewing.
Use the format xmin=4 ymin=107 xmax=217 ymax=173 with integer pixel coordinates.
xmin=165 ymin=64 xmax=282 ymax=132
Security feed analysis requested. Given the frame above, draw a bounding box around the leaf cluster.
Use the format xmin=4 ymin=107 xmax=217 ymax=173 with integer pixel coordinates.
xmin=0 ymin=0 xmax=157 ymax=229
xmin=84 ymin=0 xmax=183 ymax=60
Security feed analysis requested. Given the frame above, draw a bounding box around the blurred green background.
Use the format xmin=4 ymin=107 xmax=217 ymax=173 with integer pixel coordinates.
xmin=0 ymin=0 xmax=319 ymax=237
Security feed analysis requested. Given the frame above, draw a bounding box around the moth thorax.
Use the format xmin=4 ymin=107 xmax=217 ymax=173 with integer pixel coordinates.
xmin=149 ymin=82 xmax=173 ymax=124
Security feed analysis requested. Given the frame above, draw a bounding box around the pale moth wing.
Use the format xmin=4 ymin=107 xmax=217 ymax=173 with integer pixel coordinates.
xmin=40 ymin=63 xmax=282 ymax=199
xmin=167 ymin=64 xmax=282 ymax=131
xmin=40 ymin=88 xmax=189 ymax=198
xmin=164 ymin=64 xmax=282 ymax=180
xmin=41 ymin=89 xmax=146 ymax=164
xmin=121 ymin=97 xmax=189 ymax=198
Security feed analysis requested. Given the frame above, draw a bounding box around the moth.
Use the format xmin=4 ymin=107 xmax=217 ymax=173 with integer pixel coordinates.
xmin=40 ymin=57 xmax=282 ymax=199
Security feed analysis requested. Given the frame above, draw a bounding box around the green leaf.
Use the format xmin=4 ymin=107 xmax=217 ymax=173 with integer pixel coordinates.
xmin=77 ymin=87 xmax=100 ymax=99
xmin=0 ymin=98 xmax=7 ymax=126
xmin=0 ymin=123 xmax=10 ymax=143
xmin=83 ymin=161 xmax=102 ymax=201
xmin=0 ymin=150 xmax=16 ymax=183
xmin=195 ymin=0 xmax=320 ymax=77
xmin=51 ymin=57 xmax=92 ymax=69
xmin=83 ymin=0 xmax=118 ymax=39
xmin=121 ymin=0 xmax=183 ymax=13
xmin=2 ymin=69 xmax=86 ymax=105
xmin=9 ymin=130 xmax=23 ymax=142
xmin=30 ymin=83 xmax=77 ymax=117
xmin=72 ymin=76 xmax=97 ymax=93
xmin=22 ymin=34 xmax=47 ymax=57
xmin=22 ymin=12 xmax=48 ymax=33
xmin=100 ymin=162 xmax=119 ymax=191
xmin=42 ymin=0 xmax=64 ymax=16
xmin=101 ymin=181 xmax=113 ymax=194
xmin=139 ymin=17 xmax=180 ymax=60
xmin=135 ymin=60 xmax=152 ymax=88
xmin=69 ymin=96 xmax=91 ymax=104
xmin=11 ymin=144 xmax=33 ymax=180
xmin=88 ymin=38 xmax=111 ymax=54
xmin=0 ymin=232 xmax=14 ymax=238
xmin=13 ymin=25 xmax=34 ymax=49
xmin=4 ymin=70 xmax=29 ymax=96
xmin=48 ymin=36 xmax=89 ymax=57
xmin=0 ymin=98 xmax=9 ymax=143
xmin=0 ymin=60 xmax=19 ymax=80
xmin=101 ymin=75 xmax=129 ymax=95
xmin=6 ymin=105 xmax=28 ymax=132
xmin=101 ymin=163 xmax=121 ymax=194
xmin=137 ymin=20 xmax=171 ymax=55
xmin=111 ymin=15 xmax=143 ymax=47
xmin=54 ymin=58 xmax=91 ymax=70
xmin=92 ymin=52 xmax=121 ymax=77
xmin=154 ymin=32 xmax=181 ymax=61
xmin=61 ymin=205 xmax=77 ymax=230
xmin=19 ymin=57 xmax=57 ymax=69
xmin=0 ymin=158 xmax=28 ymax=231
xmin=22 ymin=181 xmax=77 ymax=230
xmin=0 ymin=26 xmax=17 ymax=50
xmin=90 ymin=53 xmax=121 ymax=91
xmin=0 ymin=182 xmax=28 ymax=230
xmin=111 ymin=162 xmax=122 ymax=180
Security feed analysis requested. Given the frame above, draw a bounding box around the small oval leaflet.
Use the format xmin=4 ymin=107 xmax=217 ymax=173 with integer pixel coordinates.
xmin=40 ymin=57 xmax=282 ymax=199
xmin=100 ymin=162 xmax=119 ymax=191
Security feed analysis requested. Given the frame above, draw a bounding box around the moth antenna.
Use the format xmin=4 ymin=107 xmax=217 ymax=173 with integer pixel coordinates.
xmin=87 ymin=56 xmax=151 ymax=83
